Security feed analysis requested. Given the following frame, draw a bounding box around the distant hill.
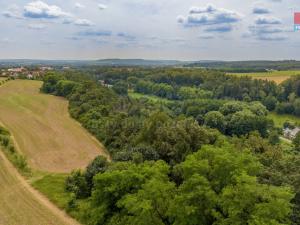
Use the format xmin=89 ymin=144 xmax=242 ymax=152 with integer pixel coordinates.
xmin=2 ymin=59 xmax=300 ymax=71
xmin=0 ymin=59 xmax=189 ymax=67
xmin=94 ymin=59 xmax=185 ymax=66
xmin=186 ymin=60 xmax=300 ymax=72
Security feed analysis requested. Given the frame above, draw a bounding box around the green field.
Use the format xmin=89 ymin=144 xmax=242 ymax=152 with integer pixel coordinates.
xmin=0 ymin=80 xmax=108 ymax=173
xmin=129 ymin=91 xmax=173 ymax=103
xmin=228 ymin=70 xmax=300 ymax=84
xmin=31 ymin=173 xmax=88 ymax=222
xmin=31 ymin=173 xmax=72 ymax=209
xmin=268 ymin=112 xmax=300 ymax=127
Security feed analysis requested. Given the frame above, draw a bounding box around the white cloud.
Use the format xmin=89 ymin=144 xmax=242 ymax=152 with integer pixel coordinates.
xmin=24 ymin=1 xmax=71 ymax=19
xmin=28 ymin=23 xmax=47 ymax=30
xmin=178 ymin=4 xmax=242 ymax=27
xmin=74 ymin=19 xmax=94 ymax=26
xmin=178 ymin=4 xmax=242 ymax=35
xmin=2 ymin=4 xmax=22 ymax=19
xmin=198 ymin=34 xmax=214 ymax=39
xmin=255 ymin=16 xmax=282 ymax=25
xmin=177 ymin=15 xmax=185 ymax=24
xmin=75 ymin=3 xmax=85 ymax=9
xmin=245 ymin=14 xmax=286 ymax=41
xmin=98 ymin=4 xmax=107 ymax=10
xmin=253 ymin=6 xmax=270 ymax=14
xmin=189 ymin=4 xmax=216 ymax=14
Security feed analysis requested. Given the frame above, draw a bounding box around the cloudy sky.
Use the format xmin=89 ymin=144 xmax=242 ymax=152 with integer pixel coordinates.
xmin=0 ymin=0 xmax=299 ymax=60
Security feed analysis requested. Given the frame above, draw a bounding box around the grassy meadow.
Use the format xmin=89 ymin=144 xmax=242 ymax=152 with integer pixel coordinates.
xmin=129 ymin=91 xmax=173 ymax=103
xmin=0 ymin=80 xmax=108 ymax=173
xmin=228 ymin=70 xmax=300 ymax=84
xmin=268 ymin=112 xmax=300 ymax=127
xmin=31 ymin=173 xmax=72 ymax=209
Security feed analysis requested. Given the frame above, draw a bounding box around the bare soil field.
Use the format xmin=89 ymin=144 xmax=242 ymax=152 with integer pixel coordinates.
xmin=0 ymin=151 xmax=80 ymax=225
xmin=0 ymin=80 xmax=108 ymax=173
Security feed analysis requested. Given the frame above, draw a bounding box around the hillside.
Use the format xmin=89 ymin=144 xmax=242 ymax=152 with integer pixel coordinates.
xmin=0 ymin=80 xmax=108 ymax=172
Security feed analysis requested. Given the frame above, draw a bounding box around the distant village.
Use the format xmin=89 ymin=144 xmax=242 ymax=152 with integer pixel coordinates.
xmin=0 ymin=66 xmax=71 ymax=79
xmin=0 ymin=66 xmax=55 ymax=79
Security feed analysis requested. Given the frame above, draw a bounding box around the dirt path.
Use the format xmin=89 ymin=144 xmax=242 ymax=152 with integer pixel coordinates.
xmin=0 ymin=150 xmax=80 ymax=225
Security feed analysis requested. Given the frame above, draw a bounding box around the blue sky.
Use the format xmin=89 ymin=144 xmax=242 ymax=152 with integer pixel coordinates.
xmin=0 ymin=0 xmax=299 ymax=60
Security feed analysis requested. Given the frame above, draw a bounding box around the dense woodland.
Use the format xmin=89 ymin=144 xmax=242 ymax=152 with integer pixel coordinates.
xmin=41 ymin=67 xmax=300 ymax=225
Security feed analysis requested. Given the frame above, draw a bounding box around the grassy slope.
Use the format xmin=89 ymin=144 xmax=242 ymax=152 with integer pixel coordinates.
xmin=228 ymin=70 xmax=300 ymax=84
xmin=0 ymin=80 xmax=109 ymax=173
xmin=0 ymin=151 xmax=77 ymax=225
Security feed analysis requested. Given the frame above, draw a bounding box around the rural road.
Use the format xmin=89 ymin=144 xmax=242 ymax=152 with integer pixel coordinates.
xmin=0 ymin=150 xmax=80 ymax=225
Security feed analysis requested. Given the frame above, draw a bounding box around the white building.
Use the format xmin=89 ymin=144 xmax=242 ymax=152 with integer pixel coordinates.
xmin=283 ymin=127 xmax=300 ymax=139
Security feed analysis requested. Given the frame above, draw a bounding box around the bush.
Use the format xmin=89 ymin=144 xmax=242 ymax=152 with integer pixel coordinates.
xmin=65 ymin=170 xmax=89 ymax=199
xmin=85 ymin=156 xmax=108 ymax=193
xmin=0 ymin=135 xmax=10 ymax=147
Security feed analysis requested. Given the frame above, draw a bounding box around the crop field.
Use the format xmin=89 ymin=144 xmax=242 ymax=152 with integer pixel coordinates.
xmin=0 ymin=80 xmax=108 ymax=173
xmin=0 ymin=151 xmax=79 ymax=225
xmin=228 ymin=70 xmax=300 ymax=84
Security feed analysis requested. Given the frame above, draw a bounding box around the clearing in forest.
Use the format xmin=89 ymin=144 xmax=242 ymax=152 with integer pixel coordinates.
xmin=0 ymin=80 xmax=108 ymax=173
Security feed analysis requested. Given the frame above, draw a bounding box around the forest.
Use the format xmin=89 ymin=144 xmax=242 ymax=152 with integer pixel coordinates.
xmin=40 ymin=67 xmax=300 ymax=225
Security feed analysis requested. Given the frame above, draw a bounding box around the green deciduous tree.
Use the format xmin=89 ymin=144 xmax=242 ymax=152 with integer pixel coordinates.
xmin=169 ymin=144 xmax=293 ymax=225
xmin=204 ymin=111 xmax=226 ymax=133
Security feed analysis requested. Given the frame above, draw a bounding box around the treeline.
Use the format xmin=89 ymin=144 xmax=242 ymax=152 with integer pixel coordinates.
xmin=0 ymin=77 xmax=12 ymax=86
xmin=134 ymin=80 xmax=212 ymax=100
xmin=94 ymin=67 xmax=278 ymax=102
xmin=95 ymin=67 xmax=300 ymax=120
xmin=187 ymin=60 xmax=300 ymax=72
xmin=40 ymin=70 xmax=300 ymax=225
xmin=0 ymin=126 xmax=30 ymax=175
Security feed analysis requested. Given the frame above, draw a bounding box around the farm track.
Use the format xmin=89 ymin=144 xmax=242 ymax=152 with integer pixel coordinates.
xmin=0 ymin=150 xmax=80 ymax=225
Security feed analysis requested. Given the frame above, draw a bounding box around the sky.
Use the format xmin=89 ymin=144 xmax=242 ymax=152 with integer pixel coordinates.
xmin=0 ymin=0 xmax=299 ymax=60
